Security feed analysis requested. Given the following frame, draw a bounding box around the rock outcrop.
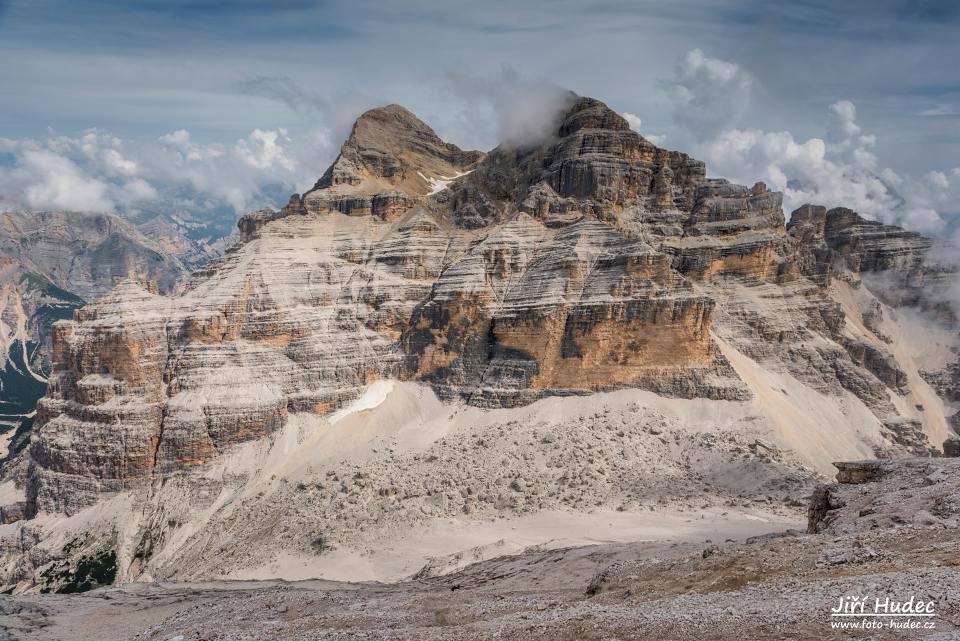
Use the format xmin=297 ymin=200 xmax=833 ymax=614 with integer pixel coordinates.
xmin=0 ymin=211 xmax=192 ymax=468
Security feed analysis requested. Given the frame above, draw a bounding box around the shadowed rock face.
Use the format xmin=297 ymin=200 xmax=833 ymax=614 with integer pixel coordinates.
xmin=440 ymin=97 xmax=707 ymax=230
xmin=16 ymin=95 xmax=955 ymax=516
xmin=535 ymin=97 xmax=705 ymax=211
xmin=402 ymin=216 xmax=734 ymax=407
xmin=786 ymin=204 xmax=949 ymax=312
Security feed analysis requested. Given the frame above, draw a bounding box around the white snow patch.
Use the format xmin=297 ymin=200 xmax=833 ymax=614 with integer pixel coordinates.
xmin=329 ymin=379 xmax=395 ymax=424
xmin=417 ymin=170 xmax=473 ymax=195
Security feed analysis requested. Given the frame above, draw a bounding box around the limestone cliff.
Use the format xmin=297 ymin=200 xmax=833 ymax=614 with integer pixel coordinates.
xmin=0 ymin=210 xmax=191 ymax=470
xmin=18 ymin=97 xmax=958 ymax=515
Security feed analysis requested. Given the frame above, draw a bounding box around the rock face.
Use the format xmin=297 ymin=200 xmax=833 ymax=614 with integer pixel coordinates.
xmin=133 ymin=213 xmax=226 ymax=270
xmin=0 ymin=211 xmax=192 ymax=467
xmin=403 ymin=216 xmax=730 ymax=406
xmin=787 ymin=204 xmax=935 ymax=289
xmin=302 ymin=104 xmax=483 ymax=224
xmin=832 ymin=460 xmax=886 ymax=485
xmin=3 ymin=95 xmax=957 ymax=579
xmin=0 ymin=210 xmax=189 ymax=302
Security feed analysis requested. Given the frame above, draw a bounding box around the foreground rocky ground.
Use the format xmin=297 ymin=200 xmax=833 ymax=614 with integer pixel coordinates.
xmin=2 ymin=456 xmax=957 ymax=640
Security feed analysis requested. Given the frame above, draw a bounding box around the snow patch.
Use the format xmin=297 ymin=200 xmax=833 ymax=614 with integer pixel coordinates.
xmin=417 ymin=170 xmax=473 ymax=195
xmin=329 ymin=379 xmax=395 ymax=424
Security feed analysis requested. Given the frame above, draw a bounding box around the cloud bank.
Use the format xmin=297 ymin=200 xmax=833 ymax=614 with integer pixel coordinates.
xmin=665 ymin=48 xmax=755 ymax=142
xmin=659 ymin=50 xmax=960 ymax=234
xmin=439 ymin=68 xmax=573 ymax=150
xmin=0 ymin=126 xmax=334 ymax=216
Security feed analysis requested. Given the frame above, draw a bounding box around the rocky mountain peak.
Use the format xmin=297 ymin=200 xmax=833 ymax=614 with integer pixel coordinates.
xmin=231 ymin=103 xmax=488 ymax=239
xmin=348 ymin=103 xmax=441 ymax=148
xmin=557 ymin=95 xmax=632 ymax=136
xmin=787 ymin=203 xmax=932 ymax=276
xmin=307 ymin=103 xmax=482 ymax=198
xmin=439 ymin=94 xmax=706 ymax=229
xmin=245 ymin=95 xmax=694 ymax=239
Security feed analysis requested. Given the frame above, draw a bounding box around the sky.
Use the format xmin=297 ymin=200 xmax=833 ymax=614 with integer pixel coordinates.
xmin=0 ymin=0 xmax=959 ymax=234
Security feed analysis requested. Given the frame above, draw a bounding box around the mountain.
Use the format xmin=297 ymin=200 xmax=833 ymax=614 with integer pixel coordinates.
xmin=0 ymin=210 xmax=193 ymax=467
xmin=132 ymin=212 xmax=229 ymax=270
xmin=0 ymin=96 xmax=956 ymax=591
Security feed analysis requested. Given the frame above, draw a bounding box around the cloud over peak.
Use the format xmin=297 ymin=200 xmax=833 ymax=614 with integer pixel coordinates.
xmin=1 ymin=48 xmax=958 ymax=240
xmin=665 ymin=48 xmax=755 ymax=141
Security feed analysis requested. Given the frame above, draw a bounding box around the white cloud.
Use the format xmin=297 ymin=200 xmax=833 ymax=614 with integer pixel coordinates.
xmin=117 ymin=177 xmax=159 ymax=202
xmin=664 ymin=48 xmax=755 ymax=142
xmin=622 ymin=112 xmax=666 ymax=146
xmin=17 ymin=149 xmax=114 ymax=211
xmin=622 ymin=112 xmax=643 ymax=132
xmin=699 ymin=124 xmax=901 ymax=221
xmin=0 ymin=130 xmax=166 ymax=212
xmin=235 ymin=128 xmax=295 ymax=171
xmin=440 ymin=68 xmax=573 ymax=149
xmin=102 ymin=148 xmax=138 ymax=176
xmin=658 ymin=49 xmax=960 ymax=235
xmin=697 ymin=118 xmax=956 ymax=234
xmin=926 ymin=170 xmax=950 ymax=190
xmin=0 ymin=125 xmax=335 ymax=216
xmin=828 ymin=100 xmax=861 ymax=142
xmin=916 ymin=104 xmax=960 ymax=117
xmin=159 ymin=129 xmax=191 ymax=146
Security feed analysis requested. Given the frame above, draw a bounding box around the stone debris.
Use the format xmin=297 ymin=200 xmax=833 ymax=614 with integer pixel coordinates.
xmin=1 ymin=458 xmax=956 ymax=641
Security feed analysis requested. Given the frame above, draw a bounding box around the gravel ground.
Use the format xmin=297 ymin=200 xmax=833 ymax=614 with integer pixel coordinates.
xmin=3 ymin=457 xmax=958 ymax=640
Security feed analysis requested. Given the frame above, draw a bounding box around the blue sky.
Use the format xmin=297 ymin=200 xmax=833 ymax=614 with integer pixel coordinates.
xmin=0 ymin=0 xmax=958 ymax=232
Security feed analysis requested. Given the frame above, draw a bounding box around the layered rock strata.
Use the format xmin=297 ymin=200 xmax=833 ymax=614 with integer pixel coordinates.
xmin=0 ymin=211 xmax=192 ymax=469
xmin=8 ymin=96 xmax=955 ymax=524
